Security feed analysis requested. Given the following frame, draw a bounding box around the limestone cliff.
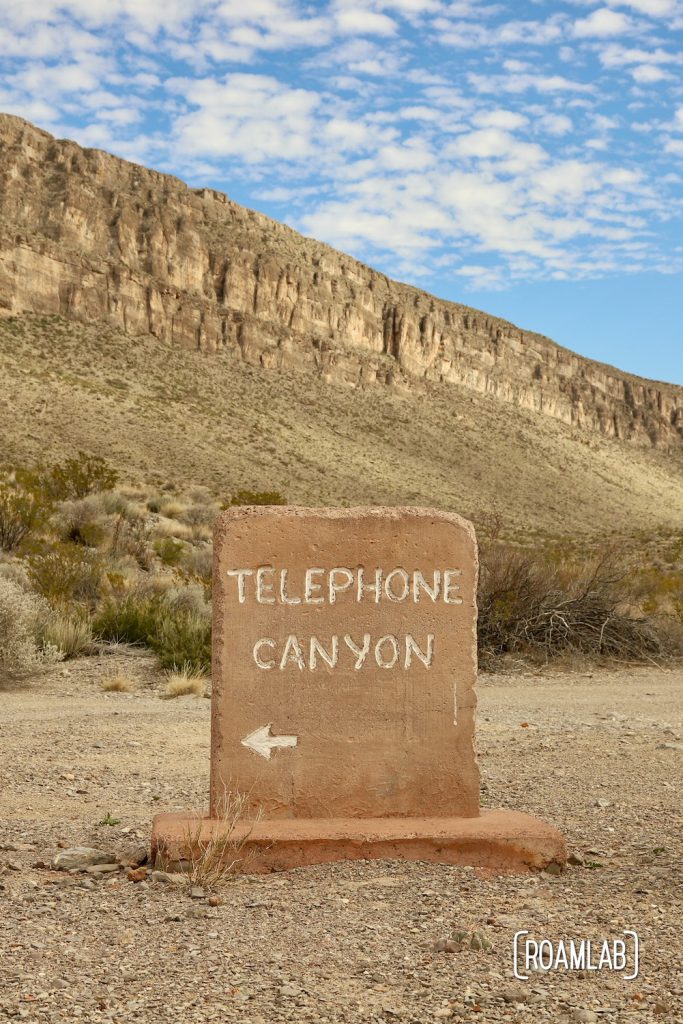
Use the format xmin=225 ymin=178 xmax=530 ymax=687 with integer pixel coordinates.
xmin=0 ymin=112 xmax=680 ymax=448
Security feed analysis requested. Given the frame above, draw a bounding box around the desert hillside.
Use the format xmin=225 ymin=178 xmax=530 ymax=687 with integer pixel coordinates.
xmin=0 ymin=112 xmax=681 ymax=453
xmin=1 ymin=313 xmax=683 ymax=541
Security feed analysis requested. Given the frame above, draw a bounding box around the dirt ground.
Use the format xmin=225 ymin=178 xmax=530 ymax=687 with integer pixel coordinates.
xmin=1 ymin=656 xmax=682 ymax=1024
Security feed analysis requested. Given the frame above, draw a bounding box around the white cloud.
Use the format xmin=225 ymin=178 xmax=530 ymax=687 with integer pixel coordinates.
xmin=437 ymin=16 xmax=567 ymax=48
xmin=335 ymin=8 xmax=398 ymax=35
xmin=469 ymin=71 xmax=592 ymax=94
xmin=573 ymin=8 xmax=634 ymax=36
xmin=169 ymin=73 xmax=321 ymax=163
xmin=606 ymin=0 xmax=678 ymax=14
xmin=631 ymin=63 xmax=672 ymax=82
xmin=472 ymin=109 xmax=529 ymax=130
xmin=537 ymin=112 xmax=574 ymax=135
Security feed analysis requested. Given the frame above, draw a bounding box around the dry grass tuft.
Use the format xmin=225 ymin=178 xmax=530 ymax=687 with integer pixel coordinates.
xmin=162 ymin=665 xmax=207 ymax=699
xmin=101 ymin=672 xmax=135 ymax=693
xmin=182 ymin=788 xmax=261 ymax=887
xmin=42 ymin=613 xmax=93 ymax=659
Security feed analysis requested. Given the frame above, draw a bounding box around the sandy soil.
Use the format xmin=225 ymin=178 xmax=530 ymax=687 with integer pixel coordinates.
xmin=1 ymin=656 xmax=682 ymax=1023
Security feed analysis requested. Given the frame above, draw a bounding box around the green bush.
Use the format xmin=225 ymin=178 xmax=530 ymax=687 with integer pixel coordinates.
xmin=93 ymin=594 xmax=211 ymax=673
xmin=93 ymin=595 xmax=162 ymax=647
xmin=42 ymin=452 xmax=118 ymax=501
xmin=26 ymin=543 xmax=104 ymax=609
xmin=0 ymin=482 xmax=49 ymax=551
xmin=224 ymin=489 xmax=287 ymax=507
xmin=153 ymin=610 xmax=211 ymax=673
xmin=153 ymin=536 xmax=185 ymax=567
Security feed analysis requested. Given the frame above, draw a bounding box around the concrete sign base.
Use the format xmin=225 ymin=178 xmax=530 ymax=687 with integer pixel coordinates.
xmin=152 ymin=809 xmax=566 ymax=874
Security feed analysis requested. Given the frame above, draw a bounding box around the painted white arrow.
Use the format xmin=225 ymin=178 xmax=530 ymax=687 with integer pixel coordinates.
xmin=241 ymin=724 xmax=298 ymax=760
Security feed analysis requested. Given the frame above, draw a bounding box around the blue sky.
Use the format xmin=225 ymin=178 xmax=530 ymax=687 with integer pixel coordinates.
xmin=1 ymin=1 xmax=682 ymax=384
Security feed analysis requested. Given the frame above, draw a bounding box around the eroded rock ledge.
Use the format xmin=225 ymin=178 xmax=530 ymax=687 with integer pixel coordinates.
xmin=0 ymin=112 xmax=680 ymax=447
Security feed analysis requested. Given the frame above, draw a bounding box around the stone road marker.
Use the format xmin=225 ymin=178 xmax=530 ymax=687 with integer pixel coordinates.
xmin=152 ymin=507 xmax=565 ymax=873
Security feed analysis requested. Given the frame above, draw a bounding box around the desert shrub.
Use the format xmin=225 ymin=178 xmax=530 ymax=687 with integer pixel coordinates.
xmin=152 ymin=517 xmax=192 ymax=540
xmin=0 ymin=560 xmax=31 ymax=590
xmin=153 ymin=536 xmax=185 ymax=567
xmin=224 ymin=490 xmax=287 ymax=507
xmin=0 ymin=578 xmax=60 ymax=676
xmin=477 ymin=544 xmax=664 ymax=667
xmin=182 ymin=503 xmax=220 ymax=528
xmin=41 ymin=612 xmax=93 ymax=659
xmin=110 ymin=513 xmax=153 ymax=570
xmin=93 ymin=593 xmax=211 ymax=673
xmin=54 ymin=495 xmax=110 ymax=548
xmin=153 ymin=610 xmax=211 ymax=673
xmin=164 ymin=584 xmax=211 ymax=617
xmin=0 ymin=481 xmax=49 ymax=551
xmin=41 ymin=452 xmax=118 ymax=501
xmin=182 ymin=545 xmax=213 ymax=588
xmin=158 ymin=498 xmax=187 ymax=519
xmin=93 ymin=594 xmax=163 ymax=647
xmin=26 ymin=543 xmax=104 ymax=609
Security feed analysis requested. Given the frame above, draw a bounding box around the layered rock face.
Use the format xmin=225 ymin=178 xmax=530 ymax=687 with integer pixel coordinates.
xmin=0 ymin=112 xmax=680 ymax=447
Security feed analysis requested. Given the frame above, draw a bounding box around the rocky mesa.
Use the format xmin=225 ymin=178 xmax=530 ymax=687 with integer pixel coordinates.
xmin=0 ymin=112 xmax=681 ymax=448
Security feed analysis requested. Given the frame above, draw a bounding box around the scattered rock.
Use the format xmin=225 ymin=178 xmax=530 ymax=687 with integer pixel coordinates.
xmin=656 ymin=742 xmax=683 ymax=751
xmin=51 ymin=848 xmax=115 ymax=871
xmin=85 ymin=863 xmax=119 ymax=874
xmin=122 ymin=843 xmax=149 ymax=867
xmin=127 ymin=867 xmax=148 ymax=883
xmin=571 ymin=1010 xmax=598 ymax=1023
xmin=501 ymin=986 xmax=529 ymax=1004
xmin=208 ymin=895 xmax=222 ymax=907
xmin=568 ymin=851 xmax=585 ymax=866
xmin=594 ymin=799 xmax=611 ymax=809
xmin=279 ymin=984 xmax=301 ymax=997
xmin=190 ymin=886 xmax=206 ymax=899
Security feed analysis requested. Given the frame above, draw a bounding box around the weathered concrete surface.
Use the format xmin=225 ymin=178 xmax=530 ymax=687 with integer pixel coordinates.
xmin=1 ymin=112 xmax=680 ymax=447
xmin=210 ymin=506 xmax=479 ymax=820
xmin=150 ymin=505 xmax=566 ymax=872
xmin=151 ymin=809 xmax=567 ymax=873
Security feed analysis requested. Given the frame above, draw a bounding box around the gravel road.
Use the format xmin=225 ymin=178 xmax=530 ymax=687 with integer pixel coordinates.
xmin=1 ymin=657 xmax=681 ymax=1023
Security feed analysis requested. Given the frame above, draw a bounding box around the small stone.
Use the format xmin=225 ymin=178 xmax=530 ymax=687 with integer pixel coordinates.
xmin=656 ymin=742 xmax=683 ymax=751
xmin=432 ymin=938 xmax=460 ymax=953
xmin=190 ymin=886 xmax=206 ymax=899
xmin=594 ymin=799 xmax=611 ymax=809
xmin=568 ymin=851 xmax=585 ymax=866
xmin=85 ymin=863 xmax=119 ymax=874
xmin=544 ymin=861 xmax=563 ymax=876
xmin=653 ymin=1003 xmax=670 ymax=1015
xmin=434 ymin=1010 xmax=453 ymax=1020
xmin=79 ymin=879 xmax=96 ymax=891
xmin=501 ymin=986 xmax=529 ymax=1004
xmin=127 ymin=867 xmax=148 ymax=883
xmin=571 ymin=1010 xmax=598 ymax=1023
xmin=4 ymin=860 xmax=22 ymax=871
xmin=208 ymin=895 xmax=222 ymax=907
xmin=122 ymin=844 xmax=148 ymax=867
xmin=51 ymin=848 xmax=114 ymax=871
xmin=279 ymin=984 xmax=301 ymax=997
